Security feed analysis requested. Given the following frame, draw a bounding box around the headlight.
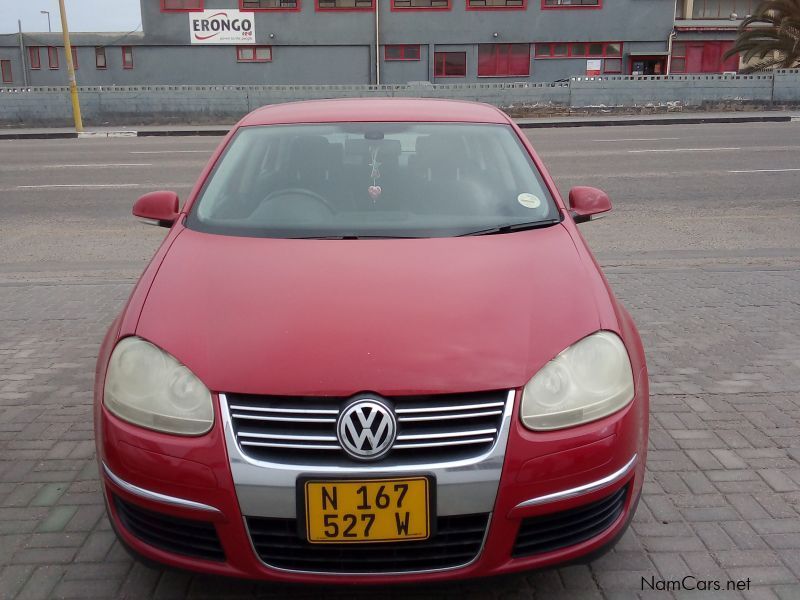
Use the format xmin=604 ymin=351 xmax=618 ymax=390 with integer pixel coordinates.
xmin=521 ymin=331 xmax=634 ymax=431
xmin=104 ymin=337 xmax=213 ymax=435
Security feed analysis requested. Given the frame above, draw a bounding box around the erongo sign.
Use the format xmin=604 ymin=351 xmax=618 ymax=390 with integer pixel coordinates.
xmin=190 ymin=10 xmax=255 ymax=45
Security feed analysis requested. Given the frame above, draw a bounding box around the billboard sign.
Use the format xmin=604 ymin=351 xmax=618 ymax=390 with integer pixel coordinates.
xmin=190 ymin=10 xmax=255 ymax=45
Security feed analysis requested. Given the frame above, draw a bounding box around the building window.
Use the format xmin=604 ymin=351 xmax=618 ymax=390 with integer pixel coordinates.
xmin=317 ymin=0 xmax=374 ymax=8
xmin=603 ymin=58 xmax=622 ymax=73
xmin=468 ymin=0 xmax=524 ymax=8
xmin=236 ymin=46 xmax=272 ymax=62
xmin=241 ymin=0 xmax=299 ymax=10
xmin=392 ymin=0 xmax=450 ymax=9
xmin=478 ymin=44 xmax=530 ymax=76
xmin=122 ymin=46 xmax=134 ymax=69
xmin=48 ymin=47 xmax=59 ymax=69
xmin=95 ymin=47 xmax=107 ymax=69
xmin=534 ymin=41 xmax=621 ymax=58
xmin=691 ymin=0 xmax=753 ymax=19
xmin=29 ymin=47 xmax=41 ymax=70
xmin=434 ymin=51 xmax=466 ymax=77
xmin=1 ymin=60 xmax=12 ymax=83
xmin=384 ymin=45 xmax=421 ymax=61
xmin=161 ymin=0 xmax=204 ymax=10
xmin=542 ymin=0 xmax=600 ymax=7
xmin=70 ymin=47 xmax=79 ymax=70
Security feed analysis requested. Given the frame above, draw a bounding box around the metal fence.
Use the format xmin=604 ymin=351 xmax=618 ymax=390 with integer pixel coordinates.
xmin=2 ymin=71 xmax=799 ymax=127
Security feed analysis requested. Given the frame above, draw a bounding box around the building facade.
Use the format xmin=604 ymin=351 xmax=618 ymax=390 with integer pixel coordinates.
xmin=0 ymin=0 xmax=748 ymax=87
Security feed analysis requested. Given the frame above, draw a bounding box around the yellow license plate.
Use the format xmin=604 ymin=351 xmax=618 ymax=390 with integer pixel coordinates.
xmin=303 ymin=477 xmax=430 ymax=543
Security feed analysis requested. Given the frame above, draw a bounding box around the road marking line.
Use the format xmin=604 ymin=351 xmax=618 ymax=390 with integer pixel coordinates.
xmin=728 ymin=168 xmax=800 ymax=173
xmin=627 ymin=147 xmax=741 ymax=153
xmin=16 ymin=184 xmax=142 ymax=189
xmin=39 ymin=163 xmax=153 ymax=168
xmin=130 ymin=150 xmax=210 ymax=154
xmin=593 ymin=137 xmax=680 ymax=142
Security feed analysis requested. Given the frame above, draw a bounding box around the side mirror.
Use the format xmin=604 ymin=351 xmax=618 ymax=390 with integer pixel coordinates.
xmin=133 ymin=191 xmax=180 ymax=228
xmin=568 ymin=186 xmax=612 ymax=224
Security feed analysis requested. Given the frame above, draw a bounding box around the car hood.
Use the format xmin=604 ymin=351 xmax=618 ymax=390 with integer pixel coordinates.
xmin=136 ymin=225 xmax=602 ymax=396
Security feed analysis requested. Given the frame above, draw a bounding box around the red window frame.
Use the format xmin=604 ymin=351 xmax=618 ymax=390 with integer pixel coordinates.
xmin=48 ymin=47 xmax=59 ymax=69
xmin=1 ymin=60 xmax=12 ymax=83
xmin=95 ymin=47 xmax=107 ymax=69
xmin=434 ymin=51 xmax=466 ymax=77
xmin=391 ymin=0 xmax=451 ymax=11
xmin=29 ymin=47 xmax=41 ymax=70
xmin=316 ymin=0 xmax=374 ymax=10
xmin=122 ymin=46 xmax=134 ymax=70
xmin=534 ymin=41 xmax=621 ymax=58
xmin=466 ymin=0 xmax=525 ymax=10
xmin=542 ymin=0 xmax=601 ymax=8
xmin=478 ymin=44 xmax=530 ymax=77
xmin=70 ymin=47 xmax=79 ymax=70
xmin=240 ymin=0 xmax=301 ymax=11
xmin=236 ymin=46 xmax=273 ymax=62
xmin=160 ymin=0 xmax=204 ymax=11
xmin=384 ymin=45 xmax=421 ymax=61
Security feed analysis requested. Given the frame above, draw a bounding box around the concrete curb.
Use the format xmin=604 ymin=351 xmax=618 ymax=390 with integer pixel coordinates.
xmin=0 ymin=113 xmax=794 ymax=140
xmin=515 ymin=114 xmax=794 ymax=128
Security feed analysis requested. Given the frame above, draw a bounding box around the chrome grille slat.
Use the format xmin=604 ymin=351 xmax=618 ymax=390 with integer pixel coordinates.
xmin=393 ymin=437 xmax=496 ymax=450
xmin=237 ymin=432 xmax=338 ymax=442
xmin=395 ymin=401 xmax=504 ymax=414
xmin=396 ymin=428 xmax=497 ymax=441
xmin=241 ymin=441 xmax=341 ymax=450
xmin=397 ymin=409 xmax=502 ymax=422
xmin=226 ymin=390 xmax=510 ymax=466
xmin=232 ymin=413 xmax=337 ymax=424
xmin=229 ymin=405 xmax=338 ymax=415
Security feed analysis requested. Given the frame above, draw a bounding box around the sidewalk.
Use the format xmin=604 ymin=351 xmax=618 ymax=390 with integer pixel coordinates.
xmin=1 ymin=110 xmax=797 ymax=139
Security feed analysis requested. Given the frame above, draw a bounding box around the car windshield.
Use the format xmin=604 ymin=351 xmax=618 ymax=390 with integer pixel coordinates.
xmin=186 ymin=122 xmax=560 ymax=238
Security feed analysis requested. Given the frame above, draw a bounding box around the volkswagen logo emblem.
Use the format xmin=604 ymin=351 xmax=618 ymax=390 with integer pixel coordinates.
xmin=337 ymin=398 xmax=397 ymax=461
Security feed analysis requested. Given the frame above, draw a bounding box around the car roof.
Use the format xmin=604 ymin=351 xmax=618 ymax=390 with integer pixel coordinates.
xmin=239 ymin=98 xmax=512 ymax=127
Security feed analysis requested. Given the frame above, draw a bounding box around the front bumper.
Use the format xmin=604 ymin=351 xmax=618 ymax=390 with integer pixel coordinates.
xmin=98 ymin=376 xmax=647 ymax=583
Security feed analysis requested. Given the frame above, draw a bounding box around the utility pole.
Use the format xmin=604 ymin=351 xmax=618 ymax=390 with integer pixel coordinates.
xmin=18 ymin=20 xmax=29 ymax=86
xmin=57 ymin=0 xmax=83 ymax=132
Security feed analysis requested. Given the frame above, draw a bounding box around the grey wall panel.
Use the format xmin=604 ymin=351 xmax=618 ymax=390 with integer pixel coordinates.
xmin=1 ymin=74 xmax=790 ymax=127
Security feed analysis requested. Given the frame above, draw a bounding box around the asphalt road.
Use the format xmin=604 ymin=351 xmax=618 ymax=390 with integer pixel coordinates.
xmin=1 ymin=121 xmax=799 ymax=282
xmin=1 ymin=122 xmax=799 ymax=599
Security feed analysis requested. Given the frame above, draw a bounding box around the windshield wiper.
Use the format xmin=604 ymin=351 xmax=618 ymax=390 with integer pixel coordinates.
xmin=458 ymin=217 xmax=562 ymax=237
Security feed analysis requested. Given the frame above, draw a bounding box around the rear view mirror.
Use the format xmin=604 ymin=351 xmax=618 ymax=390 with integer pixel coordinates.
xmin=133 ymin=191 xmax=180 ymax=228
xmin=568 ymin=186 xmax=612 ymax=224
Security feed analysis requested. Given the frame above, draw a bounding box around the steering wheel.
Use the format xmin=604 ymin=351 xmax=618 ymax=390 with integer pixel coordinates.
xmin=261 ymin=188 xmax=335 ymax=215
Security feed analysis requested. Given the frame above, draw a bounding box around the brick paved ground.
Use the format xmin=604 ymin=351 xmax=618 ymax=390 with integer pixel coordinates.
xmin=2 ymin=261 xmax=798 ymax=600
xmin=1 ymin=126 xmax=799 ymax=599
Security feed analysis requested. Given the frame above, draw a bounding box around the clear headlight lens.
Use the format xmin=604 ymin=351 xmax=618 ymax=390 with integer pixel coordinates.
xmin=104 ymin=337 xmax=213 ymax=435
xmin=521 ymin=331 xmax=634 ymax=431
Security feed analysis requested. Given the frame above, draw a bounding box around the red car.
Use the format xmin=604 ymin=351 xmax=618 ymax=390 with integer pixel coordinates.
xmin=95 ymin=98 xmax=648 ymax=583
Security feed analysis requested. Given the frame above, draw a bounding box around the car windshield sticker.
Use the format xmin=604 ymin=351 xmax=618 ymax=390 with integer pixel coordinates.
xmin=368 ymin=146 xmax=382 ymax=201
xmin=517 ymin=193 xmax=541 ymax=209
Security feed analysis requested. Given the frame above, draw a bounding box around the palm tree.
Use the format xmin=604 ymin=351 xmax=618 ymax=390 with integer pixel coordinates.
xmin=724 ymin=0 xmax=800 ymax=71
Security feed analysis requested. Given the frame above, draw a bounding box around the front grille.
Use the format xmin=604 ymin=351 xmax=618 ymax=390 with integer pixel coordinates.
xmin=512 ymin=484 xmax=628 ymax=558
xmin=113 ymin=495 xmax=225 ymax=562
xmin=226 ymin=390 xmax=508 ymax=466
xmin=247 ymin=513 xmax=489 ymax=573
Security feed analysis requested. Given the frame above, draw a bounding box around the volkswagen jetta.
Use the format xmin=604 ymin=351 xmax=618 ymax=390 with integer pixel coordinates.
xmin=94 ymin=98 xmax=648 ymax=583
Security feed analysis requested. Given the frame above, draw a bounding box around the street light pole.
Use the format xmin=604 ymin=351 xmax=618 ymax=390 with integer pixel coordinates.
xmin=57 ymin=0 xmax=83 ymax=132
xmin=40 ymin=10 xmax=51 ymax=32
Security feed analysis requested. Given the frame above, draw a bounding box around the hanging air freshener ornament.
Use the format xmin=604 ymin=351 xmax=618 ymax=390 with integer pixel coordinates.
xmin=368 ymin=146 xmax=382 ymax=201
